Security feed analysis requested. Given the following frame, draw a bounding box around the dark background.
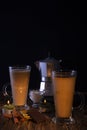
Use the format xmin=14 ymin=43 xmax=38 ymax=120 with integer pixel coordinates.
xmin=0 ymin=5 xmax=87 ymax=92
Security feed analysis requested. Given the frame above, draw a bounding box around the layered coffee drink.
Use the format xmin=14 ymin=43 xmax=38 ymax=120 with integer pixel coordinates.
xmin=52 ymin=70 xmax=77 ymax=118
xmin=9 ymin=66 xmax=31 ymax=106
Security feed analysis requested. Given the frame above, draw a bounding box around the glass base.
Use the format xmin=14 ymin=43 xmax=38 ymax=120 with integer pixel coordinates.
xmin=52 ymin=116 xmax=78 ymax=130
xmin=15 ymin=104 xmax=30 ymax=112
xmin=56 ymin=116 xmax=75 ymax=125
xmin=32 ymin=103 xmax=40 ymax=108
xmin=55 ymin=117 xmax=76 ymax=130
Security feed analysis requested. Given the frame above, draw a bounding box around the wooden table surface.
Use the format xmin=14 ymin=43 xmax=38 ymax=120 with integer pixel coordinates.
xmin=0 ymin=106 xmax=87 ymax=129
xmin=0 ymin=91 xmax=87 ymax=130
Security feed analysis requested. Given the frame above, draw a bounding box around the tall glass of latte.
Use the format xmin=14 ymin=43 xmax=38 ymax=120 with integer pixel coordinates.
xmin=52 ymin=69 xmax=77 ymax=128
xmin=9 ymin=65 xmax=31 ymax=110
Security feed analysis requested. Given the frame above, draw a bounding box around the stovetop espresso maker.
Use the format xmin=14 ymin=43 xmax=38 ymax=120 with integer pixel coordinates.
xmin=35 ymin=55 xmax=62 ymax=97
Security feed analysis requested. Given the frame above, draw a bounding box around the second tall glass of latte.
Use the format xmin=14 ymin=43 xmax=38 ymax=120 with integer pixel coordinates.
xmin=52 ymin=69 xmax=77 ymax=126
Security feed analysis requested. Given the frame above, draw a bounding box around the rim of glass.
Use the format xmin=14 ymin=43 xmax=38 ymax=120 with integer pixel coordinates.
xmin=52 ymin=69 xmax=77 ymax=77
xmin=9 ymin=65 xmax=31 ymax=70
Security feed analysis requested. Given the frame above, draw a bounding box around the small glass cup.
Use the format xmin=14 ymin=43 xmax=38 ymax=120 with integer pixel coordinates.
xmin=29 ymin=90 xmax=43 ymax=108
xmin=52 ymin=69 xmax=77 ymax=129
xmin=9 ymin=65 xmax=31 ymax=111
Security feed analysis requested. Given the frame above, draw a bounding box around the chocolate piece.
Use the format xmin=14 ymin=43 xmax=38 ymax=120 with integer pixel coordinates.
xmin=28 ymin=108 xmax=49 ymax=123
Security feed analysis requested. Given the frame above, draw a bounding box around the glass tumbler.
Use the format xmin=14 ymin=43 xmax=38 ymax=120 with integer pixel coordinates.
xmin=9 ymin=65 xmax=31 ymax=111
xmin=52 ymin=69 xmax=77 ymax=129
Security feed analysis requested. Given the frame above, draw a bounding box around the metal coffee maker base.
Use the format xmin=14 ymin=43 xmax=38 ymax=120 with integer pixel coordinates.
xmin=40 ymin=77 xmax=53 ymax=97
